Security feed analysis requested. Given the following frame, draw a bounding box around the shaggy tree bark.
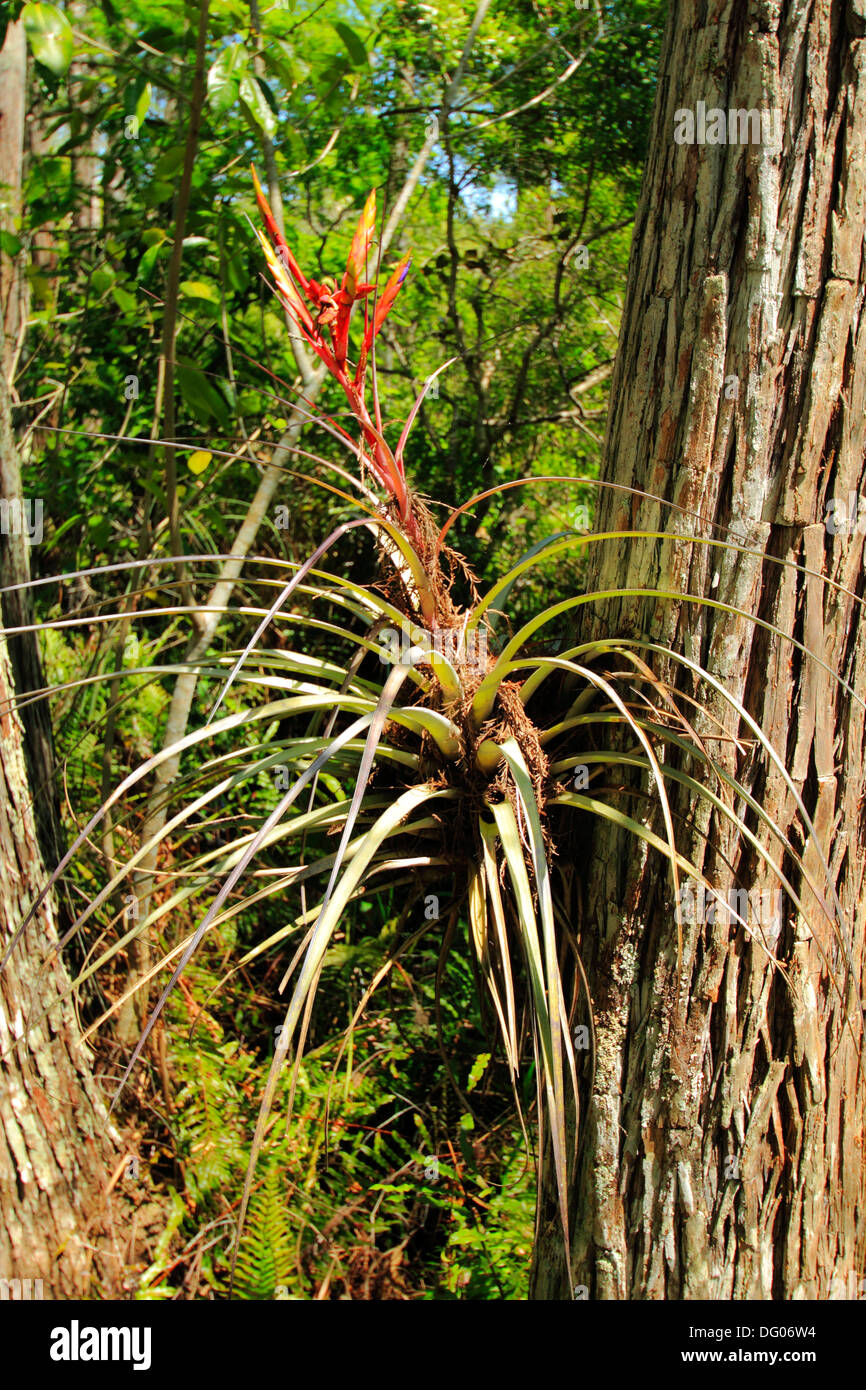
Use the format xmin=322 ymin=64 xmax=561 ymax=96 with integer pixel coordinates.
xmin=0 ymin=629 xmax=127 ymax=1297
xmin=0 ymin=20 xmax=61 ymax=870
xmin=0 ymin=378 xmax=123 ymax=1298
xmin=532 ymin=0 xmax=865 ymax=1298
xmin=0 ymin=25 xmax=124 ymax=1296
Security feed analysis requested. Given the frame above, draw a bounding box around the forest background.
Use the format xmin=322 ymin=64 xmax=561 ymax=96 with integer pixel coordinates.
xmin=2 ymin=0 xmax=665 ymax=1300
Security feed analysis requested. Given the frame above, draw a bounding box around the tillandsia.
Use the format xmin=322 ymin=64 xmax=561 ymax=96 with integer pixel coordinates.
xmin=243 ymin=169 xmax=589 ymax=1255
xmin=226 ymin=173 xmax=861 ymax=1275
xmin=6 ymin=173 xmax=859 ymax=1294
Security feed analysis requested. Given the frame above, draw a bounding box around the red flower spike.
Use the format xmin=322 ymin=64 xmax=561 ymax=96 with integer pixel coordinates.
xmin=344 ymin=190 xmax=377 ymax=301
xmin=254 ymin=227 xmax=314 ymax=333
xmin=334 ymin=283 xmax=374 ymax=367
xmin=252 ymin=170 xmax=414 ymax=527
xmin=367 ymin=254 xmax=412 ymax=348
xmin=251 ymin=165 xmax=310 ymax=298
xmin=306 ymin=334 xmax=339 ymax=376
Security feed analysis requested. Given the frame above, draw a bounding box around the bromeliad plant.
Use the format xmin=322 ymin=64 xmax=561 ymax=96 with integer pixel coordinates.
xmin=7 ymin=171 xmax=860 ymax=1289
xmin=205 ymin=174 xmax=859 ymax=1268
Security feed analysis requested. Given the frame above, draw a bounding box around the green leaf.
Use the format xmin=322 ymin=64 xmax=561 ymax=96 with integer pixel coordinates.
xmin=255 ymin=74 xmax=279 ymax=117
xmin=176 ymin=360 xmax=230 ymax=429
xmin=49 ymin=512 xmax=83 ymax=546
xmin=180 ymin=279 xmax=219 ymax=303
xmin=466 ymin=1053 xmax=490 ymax=1093
xmin=154 ymin=146 xmax=186 ymax=180
xmin=263 ymin=39 xmax=304 ymax=88
xmin=86 ymin=513 xmax=111 ymax=548
xmin=225 ymin=250 xmax=248 ymax=292
xmin=207 ymin=42 xmax=248 ymax=116
xmin=143 ymin=182 xmax=174 ymax=208
xmin=111 ymin=285 xmax=137 ymax=314
xmin=90 ymin=267 xmax=115 ymax=294
xmin=23 ymin=3 xmax=74 ymax=76
xmin=124 ymin=75 xmax=152 ymax=126
xmin=0 ymin=230 xmax=23 ymax=257
xmin=450 ymin=1226 xmax=482 ymax=1246
xmin=135 ymin=80 xmax=152 ymax=127
xmin=333 ymin=20 xmax=367 ymax=68
xmin=137 ymin=243 xmax=164 ymax=282
xmin=489 ymin=785 xmax=571 ymax=1248
xmin=239 ymin=73 xmax=276 ymax=137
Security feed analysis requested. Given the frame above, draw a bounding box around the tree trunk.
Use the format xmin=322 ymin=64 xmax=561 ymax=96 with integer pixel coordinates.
xmin=0 ymin=21 xmax=27 ymax=381
xmin=0 ymin=24 xmax=124 ymax=1298
xmin=0 ymin=629 xmax=128 ymax=1297
xmin=0 ymin=362 xmax=123 ymax=1300
xmin=532 ymin=0 xmax=865 ymax=1299
xmin=0 ymin=20 xmax=63 ymax=872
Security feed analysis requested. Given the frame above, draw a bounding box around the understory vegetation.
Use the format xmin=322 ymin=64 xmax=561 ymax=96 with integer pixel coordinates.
xmin=2 ymin=0 xmax=665 ymax=1298
xmin=10 ymin=0 xmax=859 ymax=1304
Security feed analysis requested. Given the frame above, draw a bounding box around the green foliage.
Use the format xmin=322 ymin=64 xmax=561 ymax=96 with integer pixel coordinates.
xmin=11 ymin=0 xmax=663 ymax=591
xmin=144 ymin=933 xmax=538 ymax=1299
xmin=173 ymin=1033 xmax=256 ymax=1206
xmin=2 ymin=0 xmax=859 ymax=1311
xmin=233 ymin=1162 xmax=295 ymax=1301
xmin=3 ymin=0 xmax=681 ymax=1300
xmin=22 ymin=2 xmax=73 ymax=76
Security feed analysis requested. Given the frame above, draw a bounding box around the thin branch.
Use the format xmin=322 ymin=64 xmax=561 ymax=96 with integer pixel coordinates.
xmin=469 ymin=46 xmax=591 ymax=135
xmin=156 ymin=0 xmax=211 ymax=618
xmin=381 ymin=0 xmax=493 ymax=251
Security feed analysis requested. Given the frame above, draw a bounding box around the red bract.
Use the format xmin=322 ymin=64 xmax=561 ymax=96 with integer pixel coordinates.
xmin=252 ymin=167 xmax=412 ymax=524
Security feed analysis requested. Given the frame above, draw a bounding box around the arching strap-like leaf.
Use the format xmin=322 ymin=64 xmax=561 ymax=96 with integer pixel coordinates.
xmin=231 ymin=783 xmax=455 ymax=1293
xmin=107 ymin=714 xmax=378 ymax=1111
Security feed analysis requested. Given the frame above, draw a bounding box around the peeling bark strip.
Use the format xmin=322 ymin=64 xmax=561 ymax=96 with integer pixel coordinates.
xmin=0 ymin=634 xmax=123 ymax=1296
xmin=532 ymin=0 xmax=866 ymax=1298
